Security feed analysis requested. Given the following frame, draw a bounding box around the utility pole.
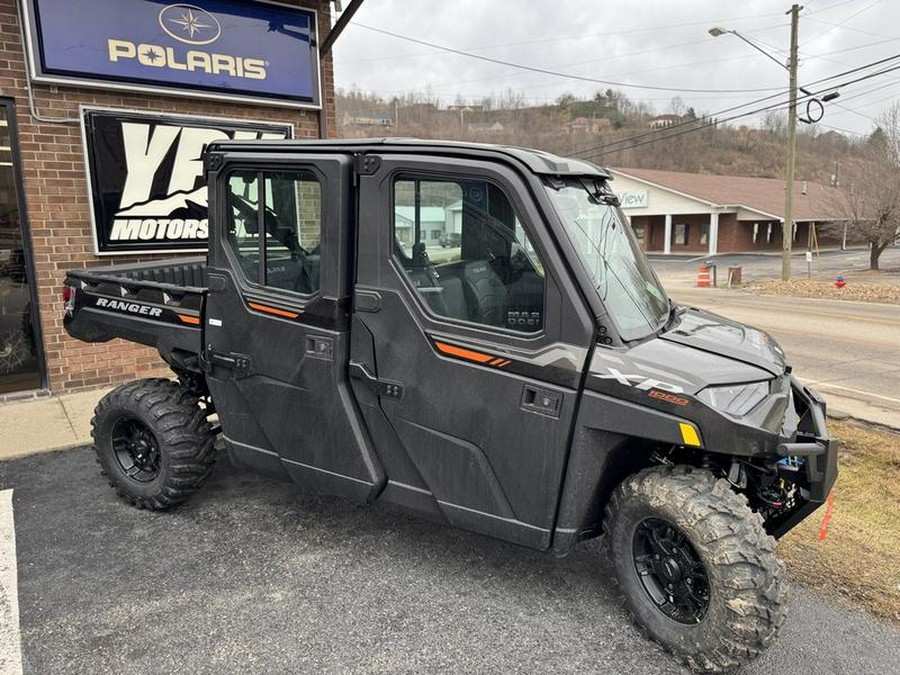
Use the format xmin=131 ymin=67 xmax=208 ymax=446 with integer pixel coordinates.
xmin=782 ymin=4 xmax=801 ymax=281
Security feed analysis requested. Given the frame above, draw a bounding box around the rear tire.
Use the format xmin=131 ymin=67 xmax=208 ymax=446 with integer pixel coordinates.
xmin=91 ymin=378 xmax=216 ymax=510
xmin=605 ymin=465 xmax=785 ymax=672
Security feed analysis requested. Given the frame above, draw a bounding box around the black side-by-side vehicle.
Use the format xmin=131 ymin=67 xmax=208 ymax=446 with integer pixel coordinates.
xmin=64 ymin=139 xmax=837 ymax=671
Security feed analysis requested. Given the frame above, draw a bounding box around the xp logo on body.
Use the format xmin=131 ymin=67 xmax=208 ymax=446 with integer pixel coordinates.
xmin=159 ymin=4 xmax=222 ymax=45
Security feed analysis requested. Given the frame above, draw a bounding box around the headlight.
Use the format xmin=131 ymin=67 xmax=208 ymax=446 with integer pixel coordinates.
xmin=697 ymin=380 xmax=770 ymax=417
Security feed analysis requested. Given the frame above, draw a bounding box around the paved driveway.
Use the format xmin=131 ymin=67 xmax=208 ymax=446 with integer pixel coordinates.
xmin=2 ymin=448 xmax=900 ymax=674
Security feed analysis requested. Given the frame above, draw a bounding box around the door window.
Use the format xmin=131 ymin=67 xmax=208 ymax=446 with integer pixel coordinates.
xmin=226 ymin=170 xmax=322 ymax=295
xmin=0 ymin=102 xmax=42 ymax=394
xmin=393 ymin=177 xmax=545 ymax=333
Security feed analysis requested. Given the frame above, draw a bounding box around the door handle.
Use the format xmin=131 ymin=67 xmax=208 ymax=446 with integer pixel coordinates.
xmin=349 ymin=361 xmax=404 ymax=399
xmin=521 ymin=385 xmax=561 ymax=418
xmin=200 ymin=348 xmax=251 ymax=376
xmin=306 ymin=335 xmax=334 ymax=361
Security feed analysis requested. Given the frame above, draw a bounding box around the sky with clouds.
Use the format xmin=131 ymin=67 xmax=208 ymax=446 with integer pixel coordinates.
xmin=330 ymin=0 xmax=900 ymax=137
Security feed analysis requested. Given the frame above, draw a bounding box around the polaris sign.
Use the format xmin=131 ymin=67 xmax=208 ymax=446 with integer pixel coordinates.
xmin=20 ymin=0 xmax=321 ymax=107
xmin=82 ymin=108 xmax=292 ymax=254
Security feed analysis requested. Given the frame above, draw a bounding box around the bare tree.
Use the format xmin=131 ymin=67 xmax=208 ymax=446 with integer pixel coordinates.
xmin=839 ymin=103 xmax=900 ymax=270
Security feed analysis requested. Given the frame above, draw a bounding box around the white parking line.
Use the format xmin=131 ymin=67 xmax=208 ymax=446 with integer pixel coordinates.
xmin=0 ymin=490 xmax=22 ymax=675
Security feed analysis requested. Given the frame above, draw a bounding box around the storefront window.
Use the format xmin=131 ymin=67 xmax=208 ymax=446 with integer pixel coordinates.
xmin=0 ymin=103 xmax=41 ymax=393
xmin=634 ymin=225 xmax=646 ymax=247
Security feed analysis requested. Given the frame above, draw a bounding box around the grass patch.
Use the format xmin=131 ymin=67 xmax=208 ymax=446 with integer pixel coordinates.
xmin=779 ymin=421 xmax=900 ymax=623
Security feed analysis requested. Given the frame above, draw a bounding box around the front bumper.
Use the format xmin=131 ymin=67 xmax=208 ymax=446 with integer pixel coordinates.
xmin=768 ymin=376 xmax=838 ymax=538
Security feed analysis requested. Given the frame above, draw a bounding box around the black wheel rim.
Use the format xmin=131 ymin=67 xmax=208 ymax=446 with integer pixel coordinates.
xmin=111 ymin=416 xmax=161 ymax=483
xmin=632 ymin=517 xmax=711 ymax=624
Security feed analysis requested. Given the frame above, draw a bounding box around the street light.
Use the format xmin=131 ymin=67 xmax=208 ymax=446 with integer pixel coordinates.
xmin=710 ymin=6 xmax=801 ymax=281
xmin=708 ymin=27 xmax=789 ymax=72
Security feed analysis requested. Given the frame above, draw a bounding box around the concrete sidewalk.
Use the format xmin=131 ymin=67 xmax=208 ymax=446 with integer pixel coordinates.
xmin=0 ymin=388 xmax=111 ymax=461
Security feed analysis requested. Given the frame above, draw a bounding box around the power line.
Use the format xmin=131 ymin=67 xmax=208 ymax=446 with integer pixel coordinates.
xmin=805 ymin=0 xmax=860 ymax=14
xmin=568 ymin=53 xmax=900 ymax=157
xmin=576 ymin=99 xmax=798 ymax=161
xmin=569 ymin=91 xmax=794 ymax=158
xmin=341 ymin=16 xmax=789 ymax=65
xmin=341 ymin=38 xmax=773 ymax=98
xmin=350 ymin=22 xmax=784 ymax=95
xmin=803 ymin=51 xmax=900 ymax=86
xmin=573 ymin=61 xmax=900 ymax=160
xmin=832 ymin=102 xmax=875 ymax=122
xmin=802 ymin=0 xmax=884 ymax=48
xmin=817 ymin=122 xmax=867 ymax=135
xmin=803 ymin=15 xmax=894 ymax=40
xmin=343 ymin=12 xmax=790 ymax=61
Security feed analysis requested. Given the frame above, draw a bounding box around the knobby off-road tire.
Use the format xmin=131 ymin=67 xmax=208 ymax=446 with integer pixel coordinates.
xmin=91 ymin=378 xmax=216 ymax=510
xmin=605 ymin=465 xmax=785 ymax=672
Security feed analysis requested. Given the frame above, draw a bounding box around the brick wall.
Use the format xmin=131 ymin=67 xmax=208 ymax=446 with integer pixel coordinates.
xmin=0 ymin=0 xmax=334 ymax=393
xmin=669 ymin=214 xmax=711 ymax=253
xmin=716 ymin=213 xmax=748 ymax=252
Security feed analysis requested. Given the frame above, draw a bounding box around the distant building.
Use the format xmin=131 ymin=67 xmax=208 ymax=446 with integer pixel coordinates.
xmin=467 ymin=121 xmax=505 ymax=134
xmin=342 ymin=111 xmax=393 ymax=128
xmin=569 ymin=116 xmax=612 ymax=133
xmin=648 ymin=114 xmax=682 ymax=129
xmin=394 ymin=201 xmax=463 ymax=247
xmin=611 ymin=168 xmax=846 ymax=254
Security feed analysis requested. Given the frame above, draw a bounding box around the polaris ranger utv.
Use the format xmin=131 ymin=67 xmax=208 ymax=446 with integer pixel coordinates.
xmin=64 ymin=139 xmax=836 ymax=671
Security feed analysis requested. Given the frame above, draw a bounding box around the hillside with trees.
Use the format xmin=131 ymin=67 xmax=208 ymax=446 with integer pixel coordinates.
xmin=336 ymin=87 xmax=865 ymax=188
xmin=338 ymin=88 xmax=900 ymax=269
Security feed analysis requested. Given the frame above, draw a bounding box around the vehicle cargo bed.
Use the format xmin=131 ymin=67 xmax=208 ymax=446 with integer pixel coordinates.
xmin=64 ymin=258 xmax=207 ymax=365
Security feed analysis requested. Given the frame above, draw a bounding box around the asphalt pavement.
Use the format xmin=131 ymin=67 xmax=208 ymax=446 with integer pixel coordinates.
xmin=3 ymin=447 xmax=900 ymax=675
xmin=668 ymin=288 xmax=899 ymax=429
xmin=650 ymin=248 xmax=900 ymax=429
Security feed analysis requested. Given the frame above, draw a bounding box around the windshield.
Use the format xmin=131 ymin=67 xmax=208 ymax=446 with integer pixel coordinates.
xmin=545 ymin=177 xmax=669 ymax=341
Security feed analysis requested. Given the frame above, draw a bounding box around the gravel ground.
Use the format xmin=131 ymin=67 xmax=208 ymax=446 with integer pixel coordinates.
xmin=742 ymin=269 xmax=900 ymax=304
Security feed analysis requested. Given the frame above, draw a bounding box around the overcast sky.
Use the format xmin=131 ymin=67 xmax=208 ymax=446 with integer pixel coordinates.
xmin=331 ymin=0 xmax=900 ymax=137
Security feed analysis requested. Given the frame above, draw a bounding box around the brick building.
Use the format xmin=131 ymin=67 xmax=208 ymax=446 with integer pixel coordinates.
xmin=611 ymin=168 xmax=846 ymax=256
xmin=0 ymin=0 xmax=338 ymax=398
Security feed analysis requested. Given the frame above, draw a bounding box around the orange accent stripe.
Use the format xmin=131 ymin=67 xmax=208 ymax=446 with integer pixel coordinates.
xmin=178 ymin=314 xmax=200 ymax=325
xmin=497 ymin=359 xmax=511 ymax=368
xmin=247 ymin=301 xmax=300 ymax=319
xmin=489 ymin=358 xmax=503 ymax=366
xmin=434 ymin=341 xmax=494 ymax=364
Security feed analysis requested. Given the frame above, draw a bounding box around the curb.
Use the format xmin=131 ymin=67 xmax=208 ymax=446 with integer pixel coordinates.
xmin=827 ymin=408 xmax=900 ymax=436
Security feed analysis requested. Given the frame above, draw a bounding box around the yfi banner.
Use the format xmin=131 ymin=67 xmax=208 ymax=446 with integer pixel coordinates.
xmin=81 ymin=108 xmax=292 ymax=254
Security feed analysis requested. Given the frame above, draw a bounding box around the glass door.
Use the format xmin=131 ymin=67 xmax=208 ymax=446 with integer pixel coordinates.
xmin=0 ymin=100 xmax=43 ymax=394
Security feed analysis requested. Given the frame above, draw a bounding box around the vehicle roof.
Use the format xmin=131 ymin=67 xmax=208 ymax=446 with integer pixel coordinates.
xmin=208 ymin=137 xmax=612 ymax=179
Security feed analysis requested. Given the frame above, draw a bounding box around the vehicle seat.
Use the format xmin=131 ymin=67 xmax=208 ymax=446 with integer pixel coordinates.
xmin=461 ymin=261 xmax=507 ymax=327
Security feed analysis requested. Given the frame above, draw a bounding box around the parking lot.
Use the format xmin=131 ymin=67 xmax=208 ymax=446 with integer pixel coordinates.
xmin=648 ymin=246 xmax=900 ymax=285
xmin=3 ymin=447 xmax=900 ymax=674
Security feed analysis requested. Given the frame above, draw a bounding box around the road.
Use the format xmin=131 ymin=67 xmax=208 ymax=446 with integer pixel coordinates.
xmin=2 ymin=447 xmax=900 ymax=674
xmin=647 ymin=249 xmax=900 ymax=429
xmin=660 ymin=285 xmax=900 ymax=429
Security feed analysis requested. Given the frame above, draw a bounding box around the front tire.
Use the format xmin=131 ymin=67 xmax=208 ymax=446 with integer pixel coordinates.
xmin=605 ymin=466 xmax=785 ymax=672
xmin=91 ymin=378 xmax=216 ymax=510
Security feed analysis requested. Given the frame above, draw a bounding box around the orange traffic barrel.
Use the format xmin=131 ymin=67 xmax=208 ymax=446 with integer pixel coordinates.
xmin=697 ymin=265 xmax=711 ymax=287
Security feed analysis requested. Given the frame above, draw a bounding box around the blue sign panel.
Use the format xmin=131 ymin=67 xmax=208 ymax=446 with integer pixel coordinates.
xmin=23 ymin=0 xmax=320 ymax=107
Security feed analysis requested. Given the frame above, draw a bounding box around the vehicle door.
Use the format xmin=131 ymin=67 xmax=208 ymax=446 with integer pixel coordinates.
xmin=350 ymin=154 xmax=596 ymax=549
xmin=204 ymin=154 xmax=384 ymax=504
